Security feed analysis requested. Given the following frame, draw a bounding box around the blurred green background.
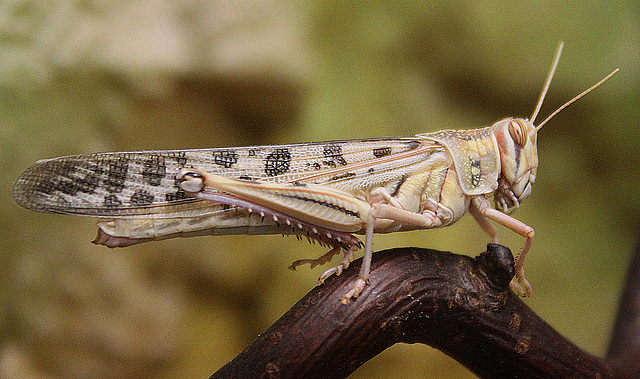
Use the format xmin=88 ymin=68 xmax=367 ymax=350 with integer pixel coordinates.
xmin=1 ymin=1 xmax=638 ymax=378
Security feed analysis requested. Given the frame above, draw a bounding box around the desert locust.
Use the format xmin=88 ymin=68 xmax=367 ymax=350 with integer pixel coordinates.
xmin=13 ymin=43 xmax=617 ymax=303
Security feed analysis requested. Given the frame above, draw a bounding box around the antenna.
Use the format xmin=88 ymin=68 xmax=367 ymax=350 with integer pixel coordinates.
xmin=535 ymin=68 xmax=619 ymax=131
xmin=530 ymin=42 xmax=564 ymax=124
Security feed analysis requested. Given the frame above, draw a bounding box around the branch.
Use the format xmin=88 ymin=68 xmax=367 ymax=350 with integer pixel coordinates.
xmin=607 ymin=229 xmax=640 ymax=376
xmin=211 ymin=244 xmax=638 ymax=379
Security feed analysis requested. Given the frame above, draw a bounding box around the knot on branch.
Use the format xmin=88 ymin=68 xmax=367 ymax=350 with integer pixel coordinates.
xmin=475 ymin=243 xmax=515 ymax=292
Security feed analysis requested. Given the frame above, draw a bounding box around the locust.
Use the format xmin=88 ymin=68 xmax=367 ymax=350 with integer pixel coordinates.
xmin=12 ymin=43 xmax=617 ymax=303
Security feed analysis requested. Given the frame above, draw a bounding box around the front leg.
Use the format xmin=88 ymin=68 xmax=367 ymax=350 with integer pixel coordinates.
xmin=472 ymin=197 xmax=534 ymax=297
xmin=469 ymin=201 xmax=499 ymax=244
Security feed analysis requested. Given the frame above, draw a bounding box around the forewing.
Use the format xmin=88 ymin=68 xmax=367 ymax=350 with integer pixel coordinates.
xmin=13 ymin=138 xmax=436 ymax=217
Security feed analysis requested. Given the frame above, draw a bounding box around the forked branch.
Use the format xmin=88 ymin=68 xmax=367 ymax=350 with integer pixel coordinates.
xmin=211 ymin=243 xmax=640 ymax=378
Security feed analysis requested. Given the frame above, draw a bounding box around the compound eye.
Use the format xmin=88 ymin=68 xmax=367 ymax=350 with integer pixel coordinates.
xmin=508 ymin=119 xmax=528 ymax=147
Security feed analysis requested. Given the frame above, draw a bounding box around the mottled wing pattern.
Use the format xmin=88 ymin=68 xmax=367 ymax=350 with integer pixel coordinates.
xmin=13 ymin=138 xmax=440 ymax=218
xmin=13 ymin=150 xmax=206 ymax=217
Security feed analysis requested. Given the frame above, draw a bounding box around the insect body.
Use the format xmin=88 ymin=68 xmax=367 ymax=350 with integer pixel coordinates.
xmin=12 ymin=43 xmax=617 ymax=303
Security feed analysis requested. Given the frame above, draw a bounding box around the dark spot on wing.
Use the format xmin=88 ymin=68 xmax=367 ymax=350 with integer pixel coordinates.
xmin=213 ymin=150 xmax=239 ymax=168
xmin=75 ymin=162 xmax=103 ymax=194
xmin=323 ymin=144 xmax=347 ymax=166
xmin=67 ymin=161 xmax=103 ymax=195
xmin=103 ymin=194 xmax=122 ymax=207
xmin=105 ymin=157 xmax=129 ymax=193
xmin=373 ymin=147 xmax=392 ymax=158
xmin=142 ymin=155 xmax=166 ymax=186
xmin=264 ymin=148 xmax=291 ymax=176
xmin=322 ymin=160 xmax=336 ymax=168
xmin=166 ymin=190 xmax=189 ymax=202
xmin=130 ymin=189 xmax=154 ymax=205
xmin=330 ymin=172 xmax=356 ymax=181
xmin=33 ymin=160 xmax=104 ymax=197
xmin=168 ymin=151 xmax=188 ymax=166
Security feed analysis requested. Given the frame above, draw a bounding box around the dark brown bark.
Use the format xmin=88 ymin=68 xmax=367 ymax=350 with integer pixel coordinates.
xmin=211 ymin=243 xmax=640 ymax=379
xmin=607 ymin=230 xmax=640 ymax=377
